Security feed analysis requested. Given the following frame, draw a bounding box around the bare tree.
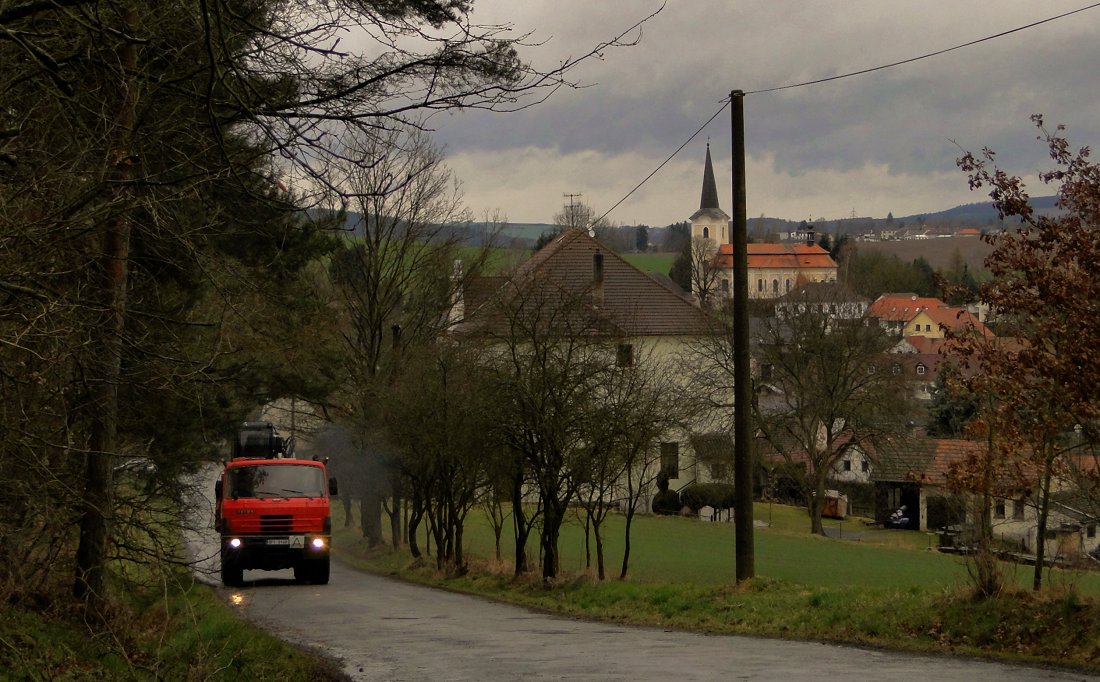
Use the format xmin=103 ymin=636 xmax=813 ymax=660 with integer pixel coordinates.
xmin=690 ymin=236 xmax=721 ymax=304
xmin=475 ymin=270 xmax=620 ymax=580
xmin=328 ymin=126 xmax=497 ymax=546
xmin=571 ymin=343 xmax=685 ymax=581
xmin=383 ymin=340 xmax=496 ymax=571
xmin=753 ymin=308 xmax=914 ymax=534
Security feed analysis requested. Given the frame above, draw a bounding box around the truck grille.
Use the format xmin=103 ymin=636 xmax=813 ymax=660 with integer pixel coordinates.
xmin=259 ymin=514 xmax=294 ymax=534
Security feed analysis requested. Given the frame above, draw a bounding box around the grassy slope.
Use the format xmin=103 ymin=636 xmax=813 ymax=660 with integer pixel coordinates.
xmin=333 ymin=502 xmax=1100 ymax=673
xmin=0 ymin=576 xmax=346 ymax=681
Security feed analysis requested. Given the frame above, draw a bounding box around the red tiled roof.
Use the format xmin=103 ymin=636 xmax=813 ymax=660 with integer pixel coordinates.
xmin=713 ymin=243 xmax=837 ymax=270
xmin=920 ymin=306 xmax=993 ymax=337
xmin=867 ymin=294 xmax=945 ymax=322
xmin=924 ymin=439 xmax=988 ymax=486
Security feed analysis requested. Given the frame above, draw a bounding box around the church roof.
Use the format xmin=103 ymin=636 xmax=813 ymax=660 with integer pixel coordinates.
xmin=712 ymin=243 xmax=836 ymax=270
xmin=699 ymin=144 xmax=721 ymax=212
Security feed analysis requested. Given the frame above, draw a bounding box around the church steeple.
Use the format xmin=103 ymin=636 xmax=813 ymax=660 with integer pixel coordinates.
xmin=688 ymin=144 xmax=732 ymax=301
xmin=699 ymin=143 xmax=720 ymax=211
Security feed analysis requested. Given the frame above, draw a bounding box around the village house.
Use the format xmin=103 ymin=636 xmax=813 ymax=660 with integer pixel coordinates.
xmin=455 ymin=171 xmax=740 ymax=512
xmin=773 ymin=282 xmax=868 ymax=322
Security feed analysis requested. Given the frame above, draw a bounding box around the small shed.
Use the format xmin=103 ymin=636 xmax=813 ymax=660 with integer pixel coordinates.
xmin=822 ymin=489 xmax=848 ymax=519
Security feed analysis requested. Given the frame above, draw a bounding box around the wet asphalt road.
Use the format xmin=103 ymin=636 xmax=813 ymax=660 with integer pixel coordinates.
xmin=184 ymin=469 xmax=1098 ymax=681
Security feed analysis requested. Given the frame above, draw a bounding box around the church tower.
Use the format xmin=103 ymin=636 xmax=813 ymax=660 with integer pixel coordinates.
xmin=689 ymin=144 xmax=730 ymax=297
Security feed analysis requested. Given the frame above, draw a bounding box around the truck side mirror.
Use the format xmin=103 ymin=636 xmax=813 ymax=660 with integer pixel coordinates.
xmin=329 ymin=477 xmax=338 ymax=496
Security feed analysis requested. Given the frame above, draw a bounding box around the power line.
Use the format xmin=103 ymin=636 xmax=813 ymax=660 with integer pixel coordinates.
xmin=591 ymin=101 xmax=729 ymax=227
xmin=592 ymin=2 xmax=1100 ymax=227
xmin=747 ymin=2 xmax=1100 ymax=95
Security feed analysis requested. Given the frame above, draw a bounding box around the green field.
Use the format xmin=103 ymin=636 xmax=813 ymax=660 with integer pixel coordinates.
xmin=333 ymin=502 xmax=1100 ymax=671
xmin=621 ymin=252 xmax=676 ymax=275
xmin=336 ymin=501 xmax=1100 ymax=595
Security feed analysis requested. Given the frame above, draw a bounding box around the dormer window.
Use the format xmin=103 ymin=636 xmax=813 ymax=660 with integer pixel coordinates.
xmin=702 ymin=226 xmax=710 ymax=239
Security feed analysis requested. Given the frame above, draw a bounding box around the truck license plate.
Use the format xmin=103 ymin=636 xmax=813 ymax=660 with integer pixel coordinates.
xmin=266 ymin=537 xmax=289 ymax=546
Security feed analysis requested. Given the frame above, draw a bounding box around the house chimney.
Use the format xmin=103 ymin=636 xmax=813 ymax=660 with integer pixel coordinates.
xmin=592 ymin=252 xmax=604 ymax=305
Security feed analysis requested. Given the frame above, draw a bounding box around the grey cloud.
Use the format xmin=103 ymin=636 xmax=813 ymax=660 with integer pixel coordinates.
xmin=432 ymin=0 xmax=1100 ymax=219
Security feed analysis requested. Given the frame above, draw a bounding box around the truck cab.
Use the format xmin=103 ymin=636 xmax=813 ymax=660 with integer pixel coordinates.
xmin=215 ymin=423 xmax=336 ymax=586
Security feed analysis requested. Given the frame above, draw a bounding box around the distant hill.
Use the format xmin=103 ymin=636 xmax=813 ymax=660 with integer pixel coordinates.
xmin=307 ymin=195 xmax=1060 ymax=251
xmin=899 ymin=195 xmax=1058 ymax=225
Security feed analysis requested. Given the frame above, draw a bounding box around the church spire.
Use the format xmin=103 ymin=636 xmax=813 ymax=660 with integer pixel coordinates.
xmin=699 ymin=143 xmax=720 ymax=211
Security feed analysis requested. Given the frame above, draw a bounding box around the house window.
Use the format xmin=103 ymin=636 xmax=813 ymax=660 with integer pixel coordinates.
xmin=1012 ymin=499 xmax=1025 ymax=520
xmin=757 ymin=279 xmax=763 ymax=292
xmin=660 ymin=442 xmax=679 ymax=479
xmin=617 ymin=343 xmax=634 ymax=368
xmin=760 ymin=363 xmax=773 ymax=382
xmin=861 ymin=459 xmax=869 ymax=473
xmin=914 ymin=323 xmax=920 ymax=331
xmin=994 ymin=499 xmax=1006 ymax=519
xmin=925 ymin=324 xmax=932 ymax=332
xmin=703 ymin=226 xmax=710 ymax=239
xmin=916 ymin=364 xmax=926 ymax=376
xmin=772 ymin=279 xmax=779 ymax=294
xmin=721 ymin=279 xmax=730 ymax=291
xmin=785 ymin=279 xmax=791 ymax=292
xmin=1088 ymin=525 xmax=1096 ymax=539
xmin=842 ymin=460 xmax=851 ymax=472
xmin=891 ymin=364 xmax=901 ymax=375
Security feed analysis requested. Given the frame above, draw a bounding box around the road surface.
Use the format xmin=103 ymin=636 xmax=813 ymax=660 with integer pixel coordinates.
xmin=184 ymin=468 xmax=1098 ymax=681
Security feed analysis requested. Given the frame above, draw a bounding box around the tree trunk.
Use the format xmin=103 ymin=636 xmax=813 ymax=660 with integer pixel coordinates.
xmin=619 ymin=508 xmax=634 ymax=580
xmin=73 ymin=3 xmax=139 ymax=606
xmin=594 ymin=520 xmax=606 ymax=581
xmin=342 ymin=494 xmax=353 ymax=527
xmin=809 ymin=469 xmax=827 ymax=535
xmin=511 ymin=471 xmax=529 ymax=575
xmin=584 ymin=512 xmax=592 ymax=569
xmin=361 ymin=491 xmax=384 ymax=546
xmin=389 ymin=480 xmax=402 ymax=550
xmin=1032 ymin=452 xmax=1054 ymax=592
xmin=541 ymin=500 xmax=565 ymax=580
xmin=454 ymin=523 xmax=465 ymax=573
xmin=408 ymin=491 xmax=423 ymax=558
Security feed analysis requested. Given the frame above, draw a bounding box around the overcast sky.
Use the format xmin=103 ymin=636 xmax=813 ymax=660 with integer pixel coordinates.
xmin=425 ymin=1 xmax=1100 ymax=227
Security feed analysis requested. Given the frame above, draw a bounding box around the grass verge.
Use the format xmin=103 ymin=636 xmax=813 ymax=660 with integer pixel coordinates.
xmin=333 ymin=502 xmax=1100 ymax=674
xmin=0 ymin=574 xmax=346 ymax=681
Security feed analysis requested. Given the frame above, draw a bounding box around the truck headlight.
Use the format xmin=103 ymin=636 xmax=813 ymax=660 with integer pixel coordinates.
xmin=310 ymin=537 xmax=325 ymax=550
xmin=228 ymin=538 xmax=242 ymax=549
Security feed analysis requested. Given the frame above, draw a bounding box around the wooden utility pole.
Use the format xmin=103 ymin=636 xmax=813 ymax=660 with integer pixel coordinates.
xmin=730 ymin=90 xmax=755 ymax=581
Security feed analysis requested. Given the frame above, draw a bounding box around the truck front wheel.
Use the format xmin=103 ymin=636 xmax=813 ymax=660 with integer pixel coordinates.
xmin=221 ymin=553 xmax=244 ymax=587
xmin=295 ymin=557 xmax=329 ymax=585
xmin=311 ymin=557 xmax=330 ymax=585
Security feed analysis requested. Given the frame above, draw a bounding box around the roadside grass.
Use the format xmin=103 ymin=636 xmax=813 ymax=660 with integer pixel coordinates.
xmin=333 ymin=501 xmax=1100 ymax=673
xmin=0 ymin=514 xmax=344 ymax=681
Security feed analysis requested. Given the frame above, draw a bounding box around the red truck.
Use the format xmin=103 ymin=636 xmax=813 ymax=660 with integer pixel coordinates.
xmin=214 ymin=422 xmax=337 ymax=586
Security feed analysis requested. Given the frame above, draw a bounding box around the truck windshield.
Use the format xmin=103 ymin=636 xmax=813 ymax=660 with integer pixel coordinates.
xmin=227 ymin=464 xmax=324 ymax=499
